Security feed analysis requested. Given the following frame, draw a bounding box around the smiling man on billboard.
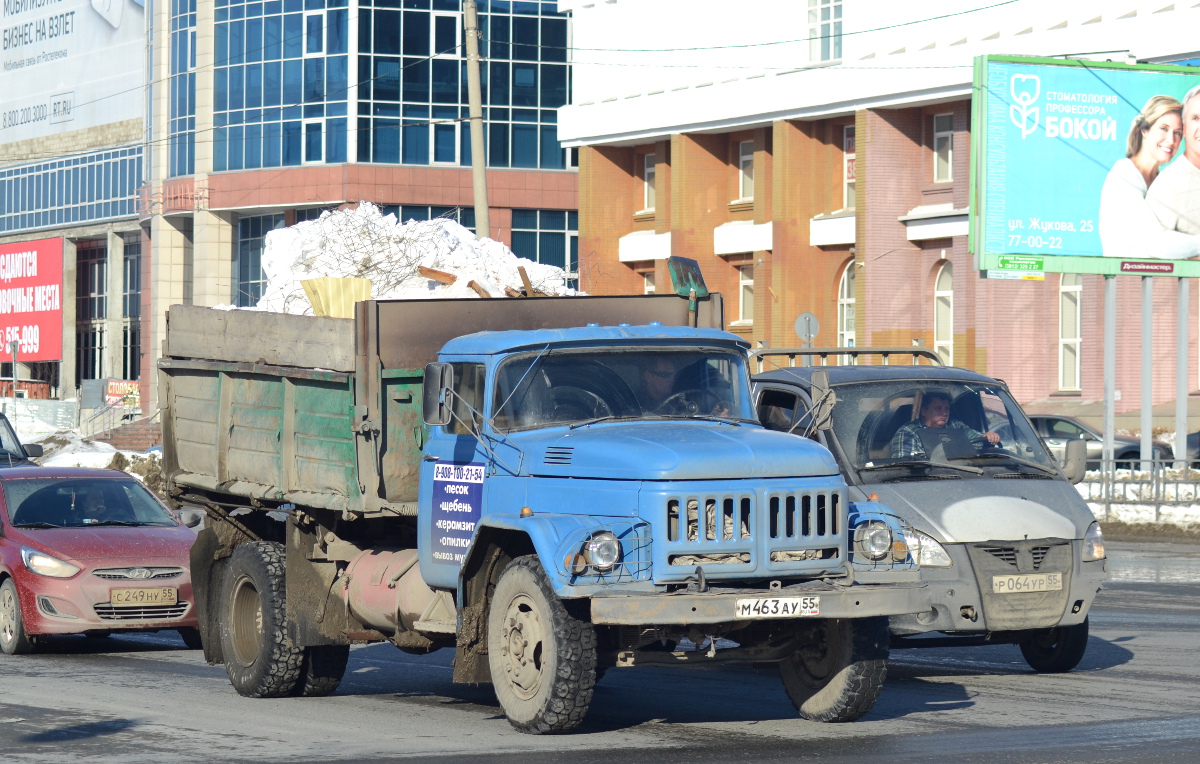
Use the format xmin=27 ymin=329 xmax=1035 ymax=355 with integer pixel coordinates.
xmin=1147 ymin=84 xmax=1200 ymax=237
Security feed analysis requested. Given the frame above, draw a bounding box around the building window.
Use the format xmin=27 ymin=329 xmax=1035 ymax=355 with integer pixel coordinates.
xmin=76 ymin=241 xmax=108 ymax=387
xmin=0 ymin=147 xmax=142 ymax=235
xmin=933 ymin=113 xmax=954 ymax=183
xmin=843 ymin=125 xmax=856 ymax=210
xmin=738 ymin=141 xmax=754 ymax=201
xmin=934 ymin=263 xmax=953 ymax=365
xmin=169 ymin=0 xmax=197 ymax=178
xmin=643 ymin=153 xmax=656 ymax=211
xmin=837 ymin=263 xmax=856 ymax=362
xmin=736 ymin=265 xmax=754 ymax=324
xmin=234 ymin=214 xmax=285 ymax=307
xmin=643 ymin=271 xmax=655 ymax=294
xmin=511 ymin=209 xmax=579 ymax=288
xmin=808 ymin=0 xmax=842 ymax=62
xmin=122 ymin=233 xmax=142 ymax=381
xmin=1059 ymin=273 xmax=1082 ymax=391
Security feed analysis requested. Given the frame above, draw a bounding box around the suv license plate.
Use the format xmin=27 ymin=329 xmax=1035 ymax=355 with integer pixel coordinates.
xmin=110 ymin=587 xmax=178 ymax=606
xmin=992 ymin=573 xmax=1062 ymax=594
xmin=735 ymin=596 xmax=820 ymax=619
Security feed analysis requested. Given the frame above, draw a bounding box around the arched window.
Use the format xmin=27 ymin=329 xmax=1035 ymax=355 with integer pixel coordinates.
xmin=1059 ymin=273 xmax=1082 ymax=390
xmin=934 ymin=263 xmax=953 ymax=365
xmin=837 ymin=263 xmax=856 ymax=363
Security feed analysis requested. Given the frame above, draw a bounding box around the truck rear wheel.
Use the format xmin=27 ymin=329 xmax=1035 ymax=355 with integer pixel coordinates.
xmin=779 ymin=616 xmax=889 ymax=723
xmin=219 ymin=541 xmax=303 ymax=698
xmin=487 ymin=556 xmax=597 ymax=734
xmin=292 ymin=645 xmax=351 ymax=697
xmin=1019 ymin=617 xmax=1089 ymax=673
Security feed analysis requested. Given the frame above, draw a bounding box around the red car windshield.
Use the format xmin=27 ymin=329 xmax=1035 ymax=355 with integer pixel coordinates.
xmin=3 ymin=478 xmax=178 ymax=528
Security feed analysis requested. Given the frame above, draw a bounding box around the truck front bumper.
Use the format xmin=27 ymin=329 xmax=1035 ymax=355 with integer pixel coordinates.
xmin=589 ymin=581 xmax=930 ymax=626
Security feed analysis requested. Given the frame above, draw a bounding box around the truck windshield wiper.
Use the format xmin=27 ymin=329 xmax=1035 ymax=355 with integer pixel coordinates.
xmin=963 ymin=452 xmax=1058 ymax=475
xmin=859 ymin=460 xmax=984 ymax=475
xmin=569 ymin=415 xmax=620 ymax=429
xmin=14 ymin=522 xmax=61 ymax=528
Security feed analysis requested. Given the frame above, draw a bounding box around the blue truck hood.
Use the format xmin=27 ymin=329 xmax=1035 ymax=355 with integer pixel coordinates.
xmin=519 ymin=422 xmax=840 ymax=480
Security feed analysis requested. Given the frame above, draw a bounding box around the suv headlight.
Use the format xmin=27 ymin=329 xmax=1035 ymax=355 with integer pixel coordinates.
xmin=1082 ymin=522 xmax=1106 ymax=561
xmin=21 ymin=547 xmax=81 ymax=578
xmin=583 ymin=531 xmax=621 ymax=571
xmin=903 ymin=529 xmax=953 ymax=568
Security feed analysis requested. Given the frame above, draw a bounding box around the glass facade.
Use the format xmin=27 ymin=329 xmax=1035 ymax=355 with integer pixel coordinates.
xmin=212 ymin=0 xmax=570 ymax=171
xmin=235 ymin=214 xmax=286 ymax=305
xmin=76 ymin=242 xmax=108 ymax=386
xmin=170 ymin=0 xmax=198 ymax=177
xmin=123 ymin=234 xmax=143 ymax=381
xmin=510 ymin=208 xmax=576 ymax=274
xmin=0 ymin=148 xmax=142 ymax=235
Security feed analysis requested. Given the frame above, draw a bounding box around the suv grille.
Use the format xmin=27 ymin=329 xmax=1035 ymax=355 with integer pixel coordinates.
xmin=980 ymin=546 xmax=1051 ymax=570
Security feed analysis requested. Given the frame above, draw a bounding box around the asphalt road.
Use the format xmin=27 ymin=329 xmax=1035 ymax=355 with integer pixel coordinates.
xmin=2 ymin=540 xmax=1199 ymax=764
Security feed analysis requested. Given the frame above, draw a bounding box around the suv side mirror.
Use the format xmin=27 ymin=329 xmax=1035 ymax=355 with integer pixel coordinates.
xmin=22 ymin=443 xmax=43 ymax=458
xmin=1061 ymin=437 xmax=1087 ymax=484
xmin=422 ymin=362 xmax=455 ymax=427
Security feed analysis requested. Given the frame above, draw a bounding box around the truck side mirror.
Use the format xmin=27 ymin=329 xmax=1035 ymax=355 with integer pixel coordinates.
xmin=1061 ymin=437 xmax=1087 ymax=484
xmin=422 ymin=362 xmax=455 ymax=427
xmin=809 ymin=370 xmax=836 ymax=431
xmin=22 ymin=443 xmax=43 ymax=458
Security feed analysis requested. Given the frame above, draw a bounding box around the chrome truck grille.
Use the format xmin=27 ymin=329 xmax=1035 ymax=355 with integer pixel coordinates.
xmin=651 ymin=482 xmax=845 ymax=582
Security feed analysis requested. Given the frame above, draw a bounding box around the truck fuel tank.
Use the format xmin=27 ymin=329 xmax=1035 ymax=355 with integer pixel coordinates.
xmin=343 ymin=549 xmax=443 ymax=635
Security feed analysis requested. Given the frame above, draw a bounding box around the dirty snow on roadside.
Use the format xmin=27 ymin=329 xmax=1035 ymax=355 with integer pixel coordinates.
xmin=29 ymin=431 xmax=165 ymax=494
xmin=234 ymin=201 xmax=578 ymax=314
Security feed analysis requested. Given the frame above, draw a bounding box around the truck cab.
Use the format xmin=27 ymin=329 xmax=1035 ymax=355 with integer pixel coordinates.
xmin=752 ymin=348 xmax=1107 ymax=673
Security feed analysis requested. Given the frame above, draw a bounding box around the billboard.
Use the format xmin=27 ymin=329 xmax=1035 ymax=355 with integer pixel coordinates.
xmin=0 ymin=237 xmax=63 ymax=362
xmin=1 ymin=0 xmax=145 ymax=146
xmin=971 ymin=56 xmax=1200 ymax=276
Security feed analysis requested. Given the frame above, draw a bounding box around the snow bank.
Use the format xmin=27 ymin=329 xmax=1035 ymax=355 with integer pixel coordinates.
xmin=253 ymin=201 xmax=579 ymax=314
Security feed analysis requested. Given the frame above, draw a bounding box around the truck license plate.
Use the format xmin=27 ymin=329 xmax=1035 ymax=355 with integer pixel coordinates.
xmin=735 ymin=596 xmax=819 ymax=619
xmin=110 ymin=587 xmax=178 ymax=606
xmin=992 ymin=573 xmax=1061 ymax=594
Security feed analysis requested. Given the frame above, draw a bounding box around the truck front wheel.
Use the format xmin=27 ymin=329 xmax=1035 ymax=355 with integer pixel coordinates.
xmin=779 ymin=616 xmax=889 ymax=723
xmin=219 ymin=541 xmax=304 ymax=698
xmin=487 ymin=556 xmax=597 ymax=734
xmin=1019 ymin=617 xmax=1088 ymax=673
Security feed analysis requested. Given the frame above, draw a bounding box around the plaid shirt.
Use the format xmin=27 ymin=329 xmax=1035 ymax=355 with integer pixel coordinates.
xmin=889 ymin=419 xmax=985 ymax=458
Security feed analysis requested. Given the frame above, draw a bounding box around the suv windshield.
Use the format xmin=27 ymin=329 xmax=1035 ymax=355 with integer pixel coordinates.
xmin=493 ymin=347 xmax=753 ymax=432
xmin=826 ymin=380 xmax=1056 ymax=479
xmin=3 ymin=477 xmax=179 ymax=528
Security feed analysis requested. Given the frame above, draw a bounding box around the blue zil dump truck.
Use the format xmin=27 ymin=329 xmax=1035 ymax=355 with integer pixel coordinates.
xmin=160 ymin=295 xmax=928 ymax=733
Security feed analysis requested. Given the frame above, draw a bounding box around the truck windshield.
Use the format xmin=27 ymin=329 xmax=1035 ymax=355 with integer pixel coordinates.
xmin=826 ymin=380 xmax=1057 ymax=479
xmin=492 ymin=347 xmax=754 ymax=432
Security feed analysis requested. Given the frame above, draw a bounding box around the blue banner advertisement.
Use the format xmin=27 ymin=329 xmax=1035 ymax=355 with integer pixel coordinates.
xmin=430 ymin=462 xmax=484 ymax=565
xmin=975 ymin=57 xmax=1200 ymax=274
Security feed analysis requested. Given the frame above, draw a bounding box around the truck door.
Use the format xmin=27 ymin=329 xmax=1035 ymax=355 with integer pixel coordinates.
xmin=419 ymin=362 xmax=489 ymax=589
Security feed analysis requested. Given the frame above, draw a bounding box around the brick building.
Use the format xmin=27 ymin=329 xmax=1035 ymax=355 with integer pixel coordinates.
xmin=560 ymin=0 xmax=1200 ymax=421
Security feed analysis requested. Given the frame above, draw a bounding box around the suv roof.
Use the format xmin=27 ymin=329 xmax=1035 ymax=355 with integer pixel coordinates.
xmin=753 ymin=364 xmax=1000 ymax=388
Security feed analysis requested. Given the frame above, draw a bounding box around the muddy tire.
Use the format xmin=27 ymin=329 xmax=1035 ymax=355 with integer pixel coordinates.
xmin=487 ymin=556 xmax=597 ymax=734
xmin=178 ymin=627 xmax=204 ymax=650
xmin=291 ymin=645 xmax=351 ymax=697
xmin=218 ymin=541 xmax=303 ymax=697
xmin=1020 ymin=617 xmax=1089 ymax=673
xmin=0 ymin=579 xmax=34 ymax=655
xmin=779 ymin=616 xmax=889 ymax=723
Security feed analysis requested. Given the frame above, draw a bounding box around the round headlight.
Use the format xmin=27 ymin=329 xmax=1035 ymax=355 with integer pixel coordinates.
xmin=584 ymin=531 xmax=622 ymax=571
xmin=21 ymin=547 xmax=81 ymax=578
xmin=854 ymin=522 xmax=892 ymax=561
xmin=1082 ymin=521 xmax=1105 ymax=561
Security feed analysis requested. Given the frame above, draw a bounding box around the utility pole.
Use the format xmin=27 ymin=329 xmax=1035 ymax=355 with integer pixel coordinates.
xmin=463 ymin=0 xmax=490 ymax=240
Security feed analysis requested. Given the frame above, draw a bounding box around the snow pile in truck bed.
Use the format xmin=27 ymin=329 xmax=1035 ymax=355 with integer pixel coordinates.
xmin=255 ymin=201 xmax=578 ymax=313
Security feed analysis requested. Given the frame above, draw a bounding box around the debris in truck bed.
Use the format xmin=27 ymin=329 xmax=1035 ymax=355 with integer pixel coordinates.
xmin=252 ymin=201 xmax=579 ymax=314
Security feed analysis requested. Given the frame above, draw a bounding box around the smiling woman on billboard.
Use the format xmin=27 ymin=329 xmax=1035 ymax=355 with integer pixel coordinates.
xmin=1098 ymin=95 xmax=1200 ymax=259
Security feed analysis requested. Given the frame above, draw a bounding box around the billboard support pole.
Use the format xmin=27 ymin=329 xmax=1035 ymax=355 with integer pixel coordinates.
xmin=1176 ymin=277 xmax=1190 ymax=469
xmin=1103 ymin=275 xmax=1115 ymax=493
xmin=1141 ymin=276 xmax=1154 ymax=472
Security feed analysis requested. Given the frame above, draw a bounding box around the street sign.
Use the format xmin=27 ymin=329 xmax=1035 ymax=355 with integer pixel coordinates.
xmin=794 ymin=312 xmax=820 ymax=342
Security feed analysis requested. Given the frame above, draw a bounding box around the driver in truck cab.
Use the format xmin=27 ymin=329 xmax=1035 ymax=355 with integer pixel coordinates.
xmin=890 ymin=388 xmax=1000 ymax=458
xmin=640 ymin=355 xmax=731 ymax=416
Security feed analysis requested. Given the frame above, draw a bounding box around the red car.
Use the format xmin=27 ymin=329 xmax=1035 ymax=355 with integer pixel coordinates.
xmin=0 ymin=468 xmax=200 ymax=654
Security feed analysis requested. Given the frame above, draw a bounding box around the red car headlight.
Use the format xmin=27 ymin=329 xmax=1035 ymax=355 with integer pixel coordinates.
xmin=21 ymin=547 xmax=81 ymax=578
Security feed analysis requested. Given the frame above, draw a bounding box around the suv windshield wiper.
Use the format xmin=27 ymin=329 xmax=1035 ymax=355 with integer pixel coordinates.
xmin=859 ymin=460 xmax=984 ymax=475
xmin=14 ymin=521 xmax=61 ymax=528
xmin=963 ymin=452 xmax=1058 ymax=475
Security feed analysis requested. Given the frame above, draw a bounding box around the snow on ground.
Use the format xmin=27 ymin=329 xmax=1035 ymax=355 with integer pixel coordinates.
xmin=242 ymin=201 xmax=578 ymax=314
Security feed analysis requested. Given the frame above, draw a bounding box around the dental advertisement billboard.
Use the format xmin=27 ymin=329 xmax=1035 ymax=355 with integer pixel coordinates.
xmin=971 ymin=55 xmax=1200 ymax=276
xmin=1 ymin=0 xmax=145 ymax=146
